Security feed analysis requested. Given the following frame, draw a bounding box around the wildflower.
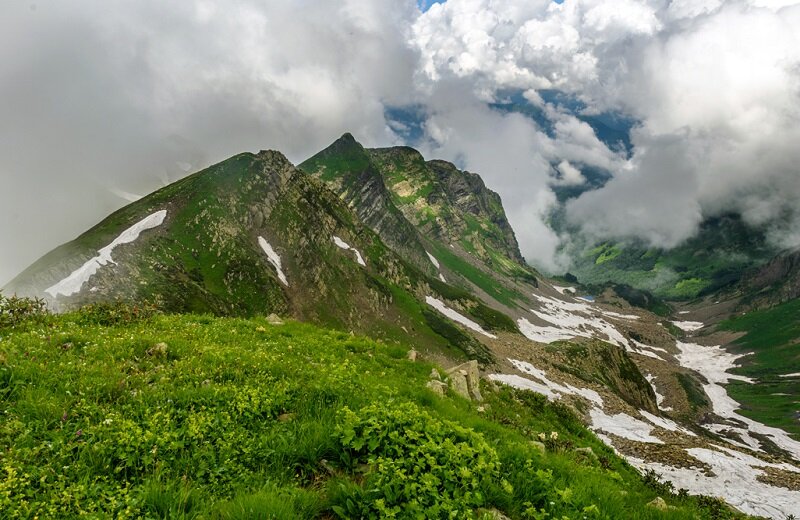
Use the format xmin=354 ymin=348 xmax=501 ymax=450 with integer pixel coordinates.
xmin=550 ymin=431 xmax=559 ymax=440
xmin=538 ymin=432 xmax=546 ymax=441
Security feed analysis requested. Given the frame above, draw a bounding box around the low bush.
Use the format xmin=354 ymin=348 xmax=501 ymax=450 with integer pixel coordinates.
xmin=0 ymin=291 xmax=48 ymax=329
xmin=333 ymin=401 xmax=508 ymax=518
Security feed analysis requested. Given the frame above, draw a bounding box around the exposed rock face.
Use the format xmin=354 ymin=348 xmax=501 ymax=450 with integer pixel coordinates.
xmin=367 ymin=146 xmax=525 ymax=266
xmin=743 ymin=248 xmax=800 ymax=306
xmin=299 ymin=134 xmax=432 ymax=273
xmin=427 ymin=159 xmax=524 ymax=264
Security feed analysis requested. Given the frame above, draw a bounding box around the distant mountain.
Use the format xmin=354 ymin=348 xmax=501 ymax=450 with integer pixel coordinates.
xmin=562 ymin=214 xmax=777 ymax=300
xmin=740 ymin=247 xmax=800 ymax=307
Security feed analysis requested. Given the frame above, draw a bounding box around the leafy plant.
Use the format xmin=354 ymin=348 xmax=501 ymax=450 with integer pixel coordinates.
xmin=333 ymin=401 xmax=507 ymax=519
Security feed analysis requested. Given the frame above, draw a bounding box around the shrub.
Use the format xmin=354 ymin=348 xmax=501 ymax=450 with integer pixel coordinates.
xmin=333 ymin=401 xmax=508 ymax=519
xmin=0 ymin=291 xmax=48 ymax=329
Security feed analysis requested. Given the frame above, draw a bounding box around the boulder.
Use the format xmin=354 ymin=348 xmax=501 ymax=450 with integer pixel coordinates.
xmin=477 ymin=508 xmax=512 ymax=520
xmin=426 ymin=380 xmax=448 ymax=397
xmin=530 ymin=441 xmax=546 ymax=454
xmin=146 ymin=342 xmax=168 ymax=358
xmin=407 ymin=349 xmax=418 ymax=362
xmin=446 ymin=360 xmax=482 ymax=401
xmin=447 ymin=372 xmax=471 ymax=400
xmin=574 ymin=447 xmax=598 ymax=460
xmin=266 ymin=314 xmax=284 ymax=325
xmin=429 ymin=368 xmax=441 ymax=381
xmin=647 ymin=497 xmax=669 ymax=511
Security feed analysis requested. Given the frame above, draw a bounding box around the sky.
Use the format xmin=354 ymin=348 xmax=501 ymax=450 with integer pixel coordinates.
xmin=2 ymin=0 xmax=800 ymax=285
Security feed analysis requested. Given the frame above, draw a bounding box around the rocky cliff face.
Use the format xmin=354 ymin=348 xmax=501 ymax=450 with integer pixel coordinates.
xmin=742 ymin=248 xmax=800 ymax=306
xmin=366 ymin=146 xmax=525 ymax=267
xmin=299 ymin=134 xmax=433 ymax=274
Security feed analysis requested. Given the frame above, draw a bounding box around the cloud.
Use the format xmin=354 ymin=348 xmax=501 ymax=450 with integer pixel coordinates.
xmin=413 ymin=0 xmax=800 ymax=256
xmin=554 ymin=161 xmax=585 ymax=186
xmin=3 ymin=0 xmax=800 ymax=284
xmin=0 ymin=0 xmax=419 ymax=285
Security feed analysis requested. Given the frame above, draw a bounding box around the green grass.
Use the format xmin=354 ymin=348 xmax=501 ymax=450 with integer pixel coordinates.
xmin=719 ymin=299 xmax=800 ymax=437
xmin=0 ymin=310 xmax=745 ymax=519
xmin=430 ymin=243 xmax=523 ymax=307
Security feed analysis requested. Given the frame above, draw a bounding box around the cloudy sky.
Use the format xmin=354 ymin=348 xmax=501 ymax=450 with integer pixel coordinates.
xmin=2 ymin=0 xmax=800 ymax=285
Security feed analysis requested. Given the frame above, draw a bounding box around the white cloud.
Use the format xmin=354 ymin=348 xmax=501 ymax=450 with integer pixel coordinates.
xmin=413 ymin=0 xmax=800 ymax=255
xmin=554 ymin=160 xmax=585 ymax=186
xmin=3 ymin=0 xmax=800 ymax=283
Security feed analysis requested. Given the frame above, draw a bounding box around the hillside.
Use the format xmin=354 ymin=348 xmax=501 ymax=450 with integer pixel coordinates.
xmin=3 ymin=147 xmax=514 ymax=363
xmin=0 ymin=308 xmax=745 ymax=519
xmin=561 ymin=215 xmax=776 ymax=300
xmin=6 ymin=136 xmax=800 ymax=517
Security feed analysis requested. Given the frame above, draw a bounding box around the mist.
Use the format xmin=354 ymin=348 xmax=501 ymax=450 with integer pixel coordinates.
xmin=2 ymin=0 xmax=800 ymax=284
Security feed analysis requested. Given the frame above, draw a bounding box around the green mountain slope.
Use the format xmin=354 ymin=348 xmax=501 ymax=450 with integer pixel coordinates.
xmin=301 ymin=135 xmax=538 ymax=310
xmin=0 ymin=309 xmax=744 ymax=519
xmin=564 ymin=215 xmax=776 ymax=300
xmin=720 ymin=298 xmax=800 ymax=437
xmin=2 ymin=149 xmax=509 ymax=362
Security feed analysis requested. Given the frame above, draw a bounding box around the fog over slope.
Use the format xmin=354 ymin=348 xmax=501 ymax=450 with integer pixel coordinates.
xmin=2 ymin=0 xmax=799 ymax=284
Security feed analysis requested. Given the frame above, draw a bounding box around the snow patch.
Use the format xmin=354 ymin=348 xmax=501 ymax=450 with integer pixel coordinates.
xmin=630 ymin=447 xmax=800 ymax=518
xmin=640 ymin=410 xmax=696 ymax=436
xmin=426 ymin=251 xmax=440 ymax=269
xmin=671 ymin=320 xmax=704 ymax=332
xmin=438 ymin=273 xmax=447 ymax=283
xmin=589 ymin=409 xmax=664 ymax=444
xmin=489 ymin=359 xmax=604 ymax=407
xmin=552 ymin=285 xmax=575 ymax=295
xmin=257 ymin=237 xmax=288 ymax=286
xmin=425 ymin=296 xmax=496 ymax=339
xmin=46 ymin=210 xmax=167 ymax=298
xmin=779 ymin=372 xmax=800 ymax=378
xmin=332 ymin=236 xmax=366 ymax=266
xmin=518 ymin=293 xmax=634 ymax=347
xmin=675 ymin=340 xmax=800 ymax=461
xmin=627 ymin=339 xmax=667 ymax=361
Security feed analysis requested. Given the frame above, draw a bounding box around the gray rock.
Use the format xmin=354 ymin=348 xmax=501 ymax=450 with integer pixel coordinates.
xmin=446 ymin=360 xmax=482 ymax=401
xmin=477 ymin=508 xmax=512 ymax=520
xmin=574 ymin=447 xmax=597 ymax=460
xmin=407 ymin=349 xmax=418 ymax=362
xmin=266 ymin=313 xmax=284 ymax=325
xmin=530 ymin=441 xmax=546 ymax=454
xmin=426 ymin=380 xmax=448 ymax=397
xmin=429 ymin=368 xmax=441 ymax=381
xmin=147 ymin=342 xmax=168 ymax=358
xmin=647 ymin=497 xmax=669 ymax=511
xmin=447 ymin=372 xmax=471 ymax=400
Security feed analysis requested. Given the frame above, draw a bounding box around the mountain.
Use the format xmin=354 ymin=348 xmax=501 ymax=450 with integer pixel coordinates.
xmin=8 ymin=134 xmax=800 ymax=517
xmin=5 ymin=148 xmax=503 ymax=362
xmin=562 ymin=214 xmax=777 ymax=300
xmin=301 ymin=134 xmax=537 ymax=310
xmin=740 ymin=247 xmax=800 ymax=307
